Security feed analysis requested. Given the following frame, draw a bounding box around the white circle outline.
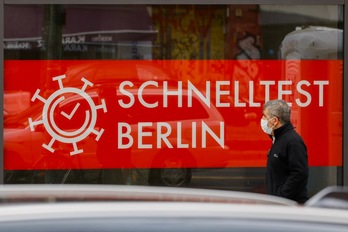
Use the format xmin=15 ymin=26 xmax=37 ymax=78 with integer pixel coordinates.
xmin=49 ymin=96 xmax=91 ymax=138
xmin=42 ymin=87 xmax=97 ymax=143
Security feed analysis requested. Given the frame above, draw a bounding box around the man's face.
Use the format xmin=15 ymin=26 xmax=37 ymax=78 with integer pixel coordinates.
xmin=262 ymin=108 xmax=278 ymax=129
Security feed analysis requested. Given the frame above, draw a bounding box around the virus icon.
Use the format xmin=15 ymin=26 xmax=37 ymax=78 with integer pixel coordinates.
xmin=28 ymin=74 xmax=107 ymax=155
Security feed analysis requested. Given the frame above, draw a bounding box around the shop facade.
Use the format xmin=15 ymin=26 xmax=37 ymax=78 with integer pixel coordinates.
xmin=1 ymin=0 xmax=348 ymax=197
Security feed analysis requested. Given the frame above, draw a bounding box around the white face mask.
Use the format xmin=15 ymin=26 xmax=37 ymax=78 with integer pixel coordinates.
xmin=260 ymin=118 xmax=275 ymax=135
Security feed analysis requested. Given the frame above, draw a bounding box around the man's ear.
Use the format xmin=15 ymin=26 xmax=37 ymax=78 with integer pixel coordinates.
xmin=274 ymin=117 xmax=280 ymax=127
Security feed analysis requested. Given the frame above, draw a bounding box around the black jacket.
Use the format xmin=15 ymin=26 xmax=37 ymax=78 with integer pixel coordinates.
xmin=266 ymin=123 xmax=309 ymax=203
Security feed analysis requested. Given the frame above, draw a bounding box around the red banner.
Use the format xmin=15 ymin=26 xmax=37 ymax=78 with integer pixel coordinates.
xmin=4 ymin=60 xmax=343 ymax=170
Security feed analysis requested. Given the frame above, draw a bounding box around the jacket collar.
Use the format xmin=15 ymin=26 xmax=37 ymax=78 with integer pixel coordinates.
xmin=273 ymin=123 xmax=294 ymax=138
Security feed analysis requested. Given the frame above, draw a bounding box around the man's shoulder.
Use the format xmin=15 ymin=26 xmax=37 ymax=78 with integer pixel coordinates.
xmin=280 ymin=128 xmax=305 ymax=144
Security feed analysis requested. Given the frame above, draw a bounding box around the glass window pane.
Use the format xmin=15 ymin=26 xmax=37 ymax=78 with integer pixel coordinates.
xmin=3 ymin=4 xmax=343 ymax=198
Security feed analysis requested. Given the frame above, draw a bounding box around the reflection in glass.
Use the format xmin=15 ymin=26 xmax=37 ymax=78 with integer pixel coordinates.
xmin=4 ymin=4 xmax=343 ymax=196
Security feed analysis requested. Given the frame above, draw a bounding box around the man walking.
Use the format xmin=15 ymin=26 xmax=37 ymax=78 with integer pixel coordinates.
xmin=261 ymin=99 xmax=309 ymax=203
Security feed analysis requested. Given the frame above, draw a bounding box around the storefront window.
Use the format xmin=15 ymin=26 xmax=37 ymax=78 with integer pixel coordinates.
xmin=3 ymin=4 xmax=343 ymax=196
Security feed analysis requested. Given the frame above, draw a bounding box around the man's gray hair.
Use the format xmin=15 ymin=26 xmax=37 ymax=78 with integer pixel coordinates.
xmin=263 ymin=99 xmax=291 ymax=124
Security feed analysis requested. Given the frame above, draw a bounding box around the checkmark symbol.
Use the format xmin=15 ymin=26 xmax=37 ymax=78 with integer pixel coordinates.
xmin=61 ymin=103 xmax=80 ymax=120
